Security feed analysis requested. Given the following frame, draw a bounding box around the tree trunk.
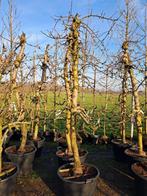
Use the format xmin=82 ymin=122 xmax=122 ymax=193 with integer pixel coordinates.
xmin=128 ymin=68 xmax=144 ymax=155
xmin=43 ymin=95 xmax=47 ymax=133
xmin=33 ymin=93 xmax=40 ymax=141
xmin=70 ymin=15 xmax=82 ymax=175
xmin=64 ymin=48 xmax=72 ymax=154
xmin=120 ymin=66 xmax=128 ymax=143
xmin=18 ymin=123 xmax=27 ymax=152
xmin=131 ymin=95 xmax=135 ymax=140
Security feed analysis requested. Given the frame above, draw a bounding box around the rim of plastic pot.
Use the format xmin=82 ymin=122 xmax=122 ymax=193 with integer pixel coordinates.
xmin=0 ymin=162 xmax=18 ymax=183
xmin=131 ymin=162 xmax=147 ymax=181
xmin=111 ymin=139 xmax=132 ymax=146
xmin=56 ymin=149 xmax=88 ymax=158
xmin=125 ymin=148 xmax=147 ymax=158
xmin=33 ymin=136 xmax=45 ymax=141
xmin=5 ymin=145 xmax=37 ymax=157
xmin=57 ymin=163 xmax=100 ymax=184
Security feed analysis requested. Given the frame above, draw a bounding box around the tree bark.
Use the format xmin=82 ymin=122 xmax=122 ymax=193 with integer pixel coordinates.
xmin=120 ymin=66 xmax=128 ymax=143
xmin=128 ymin=68 xmax=144 ymax=155
xmin=70 ymin=15 xmax=83 ymax=175
xmin=18 ymin=123 xmax=27 ymax=152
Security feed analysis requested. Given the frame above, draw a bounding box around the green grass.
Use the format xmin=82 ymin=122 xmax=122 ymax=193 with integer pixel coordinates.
xmin=37 ymin=91 xmax=145 ymax=138
xmin=1 ymin=90 xmax=145 ymax=138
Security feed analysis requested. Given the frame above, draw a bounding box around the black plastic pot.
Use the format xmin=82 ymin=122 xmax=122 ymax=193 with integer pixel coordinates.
xmin=143 ymin=134 xmax=147 ymax=149
xmin=43 ymin=130 xmax=57 ymax=142
xmin=131 ymin=162 xmax=147 ymax=196
xmin=57 ymin=138 xmax=67 ymax=149
xmin=92 ymin=135 xmax=99 ymax=145
xmin=0 ymin=162 xmax=18 ymax=196
xmin=57 ymin=137 xmax=81 ymax=150
xmin=43 ymin=131 xmax=53 ymax=142
xmin=111 ymin=139 xmax=132 ymax=162
xmin=10 ymin=129 xmax=22 ymax=141
xmin=5 ymin=145 xmax=36 ymax=176
xmin=31 ymin=137 xmax=45 ymax=158
xmin=56 ymin=149 xmax=88 ymax=167
xmin=57 ymin=163 xmax=99 ymax=196
xmin=124 ymin=148 xmax=147 ymax=164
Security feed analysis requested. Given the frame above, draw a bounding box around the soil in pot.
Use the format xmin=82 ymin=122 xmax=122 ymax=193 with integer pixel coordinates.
xmin=98 ymin=135 xmax=110 ymax=144
xmin=131 ymin=162 xmax=147 ymax=196
xmin=57 ymin=163 xmax=99 ymax=196
xmin=0 ymin=162 xmax=18 ymax=196
xmin=125 ymin=148 xmax=147 ymax=163
xmin=5 ymin=145 xmax=36 ymax=176
xmin=56 ymin=148 xmax=88 ymax=167
xmin=125 ymin=148 xmax=147 ymax=175
xmin=111 ymin=139 xmax=132 ymax=162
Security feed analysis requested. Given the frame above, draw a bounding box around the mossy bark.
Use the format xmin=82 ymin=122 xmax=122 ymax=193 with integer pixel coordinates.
xmin=122 ymin=40 xmax=144 ymax=154
xmin=33 ymin=93 xmax=40 ymax=141
xmin=9 ymin=33 xmax=26 ymax=115
xmin=70 ymin=16 xmax=83 ymax=175
xmin=18 ymin=123 xmax=27 ymax=152
xmin=43 ymin=95 xmax=47 ymax=133
xmin=120 ymin=66 xmax=128 ymax=143
xmin=64 ymin=15 xmax=83 ymax=174
xmin=64 ymin=44 xmax=72 ymax=154
xmin=128 ymin=67 xmax=144 ymax=155
xmin=119 ymin=0 xmax=129 ymax=144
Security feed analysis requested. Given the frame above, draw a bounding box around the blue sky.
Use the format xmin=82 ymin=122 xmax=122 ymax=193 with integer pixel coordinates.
xmin=0 ymin=0 xmax=147 ymax=90
xmin=1 ymin=0 xmax=147 ymax=49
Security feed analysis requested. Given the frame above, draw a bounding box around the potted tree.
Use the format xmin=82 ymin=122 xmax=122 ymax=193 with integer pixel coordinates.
xmin=5 ymin=121 xmax=36 ymax=176
xmin=4 ymin=33 xmax=37 ymax=175
xmin=57 ymin=15 xmax=99 ymax=196
xmin=29 ymin=45 xmax=49 ymax=157
xmin=124 ymin=1 xmax=147 ymax=169
xmin=56 ymin=18 xmax=89 ymax=166
xmin=123 ymin=24 xmax=147 ymax=164
xmin=131 ymin=162 xmax=147 ymax=196
xmin=0 ymin=119 xmax=18 ymax=196
xmin=111 ymin=0 xmax=132 ymax=162
xmin=0 ymin=32 xmax=29 ymax=193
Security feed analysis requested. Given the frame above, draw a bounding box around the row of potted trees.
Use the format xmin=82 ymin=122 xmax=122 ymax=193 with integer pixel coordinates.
xmin=0 ymin=15 xmax=100 ymax=196
xmin=56 ymin=15 xmax=100 ymax=196
xmin=0 ymin=33 xmax=46 ymax=195
xmin=1 ymin=10 xmax=147 ymax=196
xmin=111 ymin=2 xmax=147 ymax=195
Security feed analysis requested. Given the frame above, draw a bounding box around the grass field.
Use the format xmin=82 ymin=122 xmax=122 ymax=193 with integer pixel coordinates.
xmin=0 ymin=89 xmax=145 ymax=138
xmin=39 ymin=91 xmax=145 ymax=138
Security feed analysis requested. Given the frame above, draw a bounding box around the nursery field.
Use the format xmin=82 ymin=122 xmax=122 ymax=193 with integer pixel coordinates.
xmin=10 ymin=141 xmax=135 ymax=196
xmin=1 ymin=1 xmax=147 ymax=196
